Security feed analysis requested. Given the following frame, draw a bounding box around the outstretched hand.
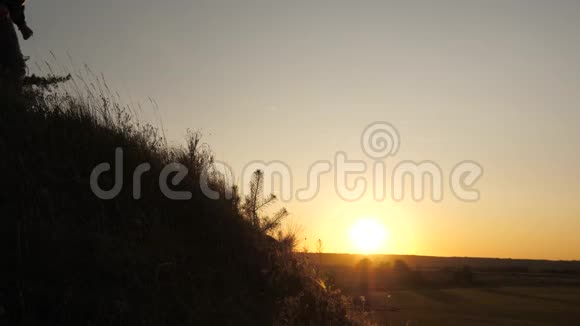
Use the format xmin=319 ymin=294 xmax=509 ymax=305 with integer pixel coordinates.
xmin=20 ymin=25 xmax=34 ymax=40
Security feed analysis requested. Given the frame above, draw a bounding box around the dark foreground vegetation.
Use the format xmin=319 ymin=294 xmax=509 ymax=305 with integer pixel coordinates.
xmin=0 ymin=79 xmax=371 ymax=325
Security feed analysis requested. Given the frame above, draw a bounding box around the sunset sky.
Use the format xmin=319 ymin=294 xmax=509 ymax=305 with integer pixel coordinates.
xmin=25 ymin=1 xmax=580 ymax=260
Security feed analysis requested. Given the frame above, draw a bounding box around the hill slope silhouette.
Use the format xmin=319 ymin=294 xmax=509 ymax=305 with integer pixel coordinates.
xmin=0 ymin=83 xmax=370 ymax=325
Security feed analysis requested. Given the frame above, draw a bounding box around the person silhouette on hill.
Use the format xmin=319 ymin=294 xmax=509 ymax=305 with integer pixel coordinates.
xmin=0 ymin=0 xmax=33 ymax=93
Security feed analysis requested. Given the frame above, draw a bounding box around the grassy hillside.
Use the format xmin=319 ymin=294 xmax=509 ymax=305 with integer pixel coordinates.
xmin=0 ymin=83 xmax=371 ymax=325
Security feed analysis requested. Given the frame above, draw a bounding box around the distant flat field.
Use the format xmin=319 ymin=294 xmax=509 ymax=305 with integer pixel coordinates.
xmin=367 ymin=286 xmax=580 ymax=325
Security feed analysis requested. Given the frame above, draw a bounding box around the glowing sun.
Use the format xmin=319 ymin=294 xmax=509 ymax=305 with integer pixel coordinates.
xmin=350 ymin=218 xmax=387 ymax=254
